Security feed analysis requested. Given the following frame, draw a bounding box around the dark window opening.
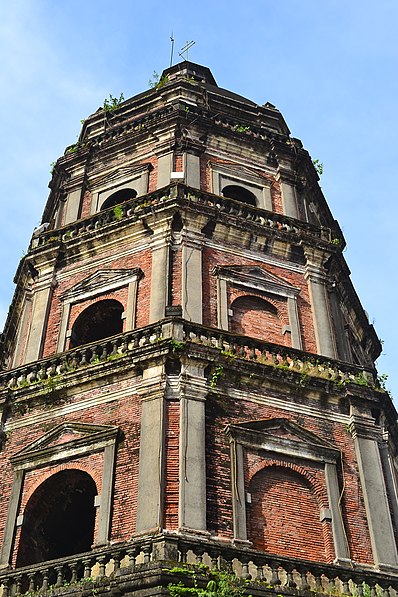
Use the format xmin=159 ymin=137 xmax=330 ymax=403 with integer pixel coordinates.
xmin=222 ymin=185 xmax=257 ymax=206
xmin=70 ymin=299 xmax=124 ymax=348
xmin=16 ymin=470 xmax=97 ymax=567
xmin=101 ymin=188 xmax=137 ymax=210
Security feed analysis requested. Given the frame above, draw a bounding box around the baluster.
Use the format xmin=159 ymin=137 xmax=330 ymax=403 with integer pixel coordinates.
xmin=356 ymin=580 xmax=364 ymax=596
xmin=285 ymin=565 xmax=296 ymax=588
xmin=41 ymin=569 xmax=49 ymax=592
xmin=142 ymin=544 xmax=152 ymax=565
xmin=255 ymin=563 xmax=264 ymax=581
xmin=15 ymin=575 xmax=23 ymax=595
xmin=195 ymin=548 xmax=204 ymax=565
xmin=91 ymin=348 xmax=100 ymax=364
xmin=113 ymin=551 xmax=122 ymax=573
xmin=100 ymin=344 xmax=108 ymax=361
xmin=97 ymin=556 xmax=106 ymax=577
xmin=70 ymin=562 xmax=78 ymax=583
xmin=249 ymin=345 xmax=256 ymax=360
xmin=179 ymin=545 xmax=188 ymax=564
xmin=28 ymin=574 xmax=36 ymax=592
xmin=83 ymin=559 xmax=92 ymax=578
xmin=300 ymin=570 xmax=310 ymax=591
xmin=79 ymin=349 xmax=88 ymax=366
xmin=209 ymin=550 xmax=219 ymax=570
xmin=313 ymin=573 xmax=322 ymax=593
xmin=270 ymin=563 xmax=281 ymax=586
xmin=370 ymin=584 xmax=377 ymax=597
xmin=2 ymin=578 xmax=10 ymax=597
xmin=55 ymin=565 xmax=64 ymax=587
xmin=241 ymin=558 xmax=251 ymax=581
xmin=126 ymin=546 xmax=138 ymax=570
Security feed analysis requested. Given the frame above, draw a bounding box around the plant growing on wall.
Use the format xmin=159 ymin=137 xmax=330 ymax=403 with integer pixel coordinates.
xmin=167 ymin=566 xmax=251 ymax=596
xmin=103 ymin=93 xmax=125 ymax=112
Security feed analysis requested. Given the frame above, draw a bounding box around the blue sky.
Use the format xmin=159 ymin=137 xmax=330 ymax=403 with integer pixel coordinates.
xmin=1 ymin=0 xmax=397 ymax=398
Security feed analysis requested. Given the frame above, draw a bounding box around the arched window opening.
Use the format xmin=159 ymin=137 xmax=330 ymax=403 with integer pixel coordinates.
xmin=247 ymin=466 xmax=326 ymax=562
xmin=70 ymin=299 xmax=124 ymax=348
xmin=222 ymin=185 xmax=257 ymax=206
xmin=16 ymin=470 xmax=97 ymax=567
xmin=101 ymin=188 xmax=137 ymax=210
xmin=230 ymin=295 xmax=286 ymax=344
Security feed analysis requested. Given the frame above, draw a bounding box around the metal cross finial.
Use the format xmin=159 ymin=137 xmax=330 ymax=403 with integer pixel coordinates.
xmin=179 ymin=40 xmax=195 ymax=61
xmin=170 ymin=33 xmax=175 ymax=67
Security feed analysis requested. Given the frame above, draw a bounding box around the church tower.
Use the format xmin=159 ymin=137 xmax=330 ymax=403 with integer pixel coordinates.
xmin=1 ymin=62 xmax=398 ymax=596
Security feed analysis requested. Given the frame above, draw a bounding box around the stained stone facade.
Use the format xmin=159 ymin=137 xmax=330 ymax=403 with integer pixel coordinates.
xmin=0 ymin=61 xmax=398 ymax=596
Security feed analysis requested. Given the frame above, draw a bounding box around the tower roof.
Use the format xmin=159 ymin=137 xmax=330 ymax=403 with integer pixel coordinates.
xmin=161 ymin=60 xmax=218 ymax=86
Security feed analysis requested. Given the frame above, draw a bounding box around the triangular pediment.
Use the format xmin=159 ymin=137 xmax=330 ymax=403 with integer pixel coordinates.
xmin=62 ymin=268 xmax=142 ymax=301
xmin=11 ymin=423 xmax=119 ymax=468
xmin=214 ymin=265 xmax=299 ymax=298
xmin=91 ymin=164 xmax=151 ymax=189
xmin=226 ymin=418 xmax=339 ymax=462
xmin=210 ymin=161 xmax=271 ymax=185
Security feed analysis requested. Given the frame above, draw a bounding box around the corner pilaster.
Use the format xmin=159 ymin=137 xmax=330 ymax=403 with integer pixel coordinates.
xmin=304 ymin=247 xmax=337 ymax=359
xmin=349 ymin=401 xmax=398 ymax=569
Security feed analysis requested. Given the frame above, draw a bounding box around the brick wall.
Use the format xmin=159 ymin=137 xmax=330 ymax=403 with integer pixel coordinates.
xmin=247 ymin=464 xmax=331 ymax=562
xmin=205 ymin=393 xmax=374 ymax=564
xmin=201 ymin=247 xmax=317 ymax=353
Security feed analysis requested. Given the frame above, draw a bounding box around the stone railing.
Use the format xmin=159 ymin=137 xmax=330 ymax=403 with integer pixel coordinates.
xmin=31 ymin=184 xmax=335 ymax=250
xmin=0 ymin=322 xmax=164 ymax=392
xmin=0 ymin=534 xmax=397 ymax=597
xmin=183 ymin=321 xmax=377 ymax=387
xmin=0 ymin=539 xmax=150 ymax=597
xmin=0 ymin=319 xmax=377 ymax=393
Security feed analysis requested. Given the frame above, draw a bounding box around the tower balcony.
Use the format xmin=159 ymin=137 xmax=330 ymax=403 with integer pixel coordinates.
xmin=1 ymin=532 xmax=398 ymax=597
xmin=0 ymin=317 xmax=380 ymax=402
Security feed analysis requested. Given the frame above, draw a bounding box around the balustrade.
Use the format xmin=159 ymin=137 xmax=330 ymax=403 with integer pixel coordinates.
xmin=0 ymin=319 xmax=376 ymax=394
xmin=32 ymin=184 xmax=334 ymax=251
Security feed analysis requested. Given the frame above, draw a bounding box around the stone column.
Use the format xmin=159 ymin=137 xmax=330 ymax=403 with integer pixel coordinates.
xmin=157 ymin=153 xmax=173 ymax=188
xmin=230 ymin=439 xmax=247 ymax=541
xmin=216 ymin=277 xmax=229 ymax=330
xmin=287 ymin=296 xmax=303 ymax=350
xmin=181 ymin=235 xmax=203 ymax=324
xmin=11 ymin=289 xmax=33 ymax=368
xmin=350 ymin=405 xmax=398 ymax=569
xmin=184 ymin=153 xmax=201 ymax=189
xmin=379 ymin=433 xmax=398 ymax=540
xmin=0 ymin=470 xmax=24 ymax=568
xmin=304 ymin=247 xmax=337 ymax=359
xmin=136 ymin=364 xmax=166 ymax=533
xmin=23 ymin=264 xmax=56 ymax=364
xmin=324 ymin=462 xmax=350 ymax=562
xmin=149 ymin=232 xmax=170 ymax=323
xmin=276 ymin=171 xmax=299 ymax=219
xmin=178 ymin=362 xmax=207 ymax=532
xmin=96 ymin=442 xmax=117 ymax=545
xmin=64 ymin=188 xmax=82 ymax=224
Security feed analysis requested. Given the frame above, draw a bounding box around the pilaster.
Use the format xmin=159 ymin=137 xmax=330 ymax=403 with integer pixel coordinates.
xmin=178 ymin=361 xmax=208 ymax=533
xmin=304 ymin=247 xmax=337 ymax=359
xmin=135 ymin=365 xmax=167 ymax=533
xmin=349 ymin=402 xmax=398 ymax=569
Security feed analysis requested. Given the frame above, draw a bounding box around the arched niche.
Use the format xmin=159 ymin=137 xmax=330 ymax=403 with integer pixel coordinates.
xmin=247 ymin=465 xmax=327 ymax=561
xmin=69 ymin=299 xmax=124 ymax=348
xmin=100 ymin=188 xmax=137 ymax=210
xmin=230 ymin=295 xmax=285 ymax=344
xmin=16 ymin=469 xmax=97 ymax=567
xmin=222 ymin=184 xmax=257 ymax=206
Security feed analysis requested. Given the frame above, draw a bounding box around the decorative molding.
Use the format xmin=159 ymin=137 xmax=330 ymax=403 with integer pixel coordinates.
xmin=11 ymin=422 xmax=119 ymax=470
xmin=62 ymin=268 xmax=143 ymax=303
xmin=225 ymin=417 xmax=340 ymax=464
xmin=213 ymin=265 xmax=300 ymax=299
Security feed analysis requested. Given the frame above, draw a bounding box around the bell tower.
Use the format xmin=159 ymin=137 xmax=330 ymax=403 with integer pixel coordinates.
xmin=1 ymin=61 xmax=398 ymax=596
